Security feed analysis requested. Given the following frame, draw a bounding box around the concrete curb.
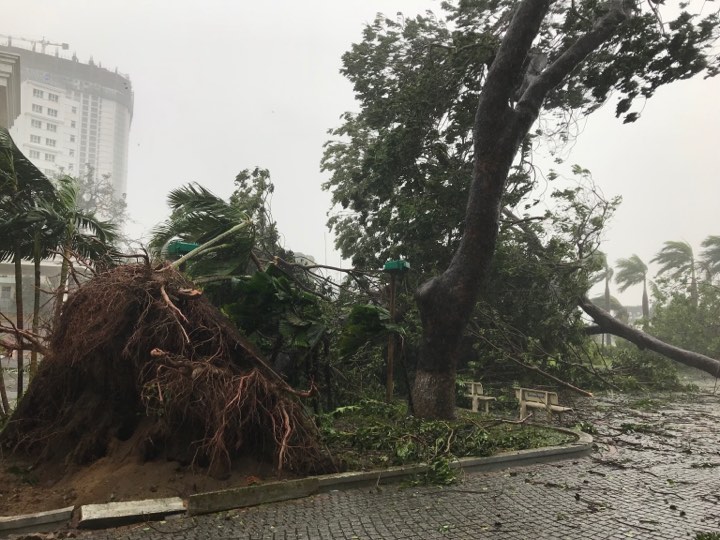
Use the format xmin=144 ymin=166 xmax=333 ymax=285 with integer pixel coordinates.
xmin=188 ymin=426 xmax=593 ymax=515
xmin=187 ymin=478 xmax=319 ymax=516
xmin=0 ymin=426 xmax=593 ymax=532
xmin=77 ymin=497 xmax=185 ymax=529
xmin=0 ymin=506 xmax=74 ymax=537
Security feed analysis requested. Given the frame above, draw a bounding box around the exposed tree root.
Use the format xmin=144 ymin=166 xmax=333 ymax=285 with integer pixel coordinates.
xmin=0 ymin=263 xmax=332 ymax=478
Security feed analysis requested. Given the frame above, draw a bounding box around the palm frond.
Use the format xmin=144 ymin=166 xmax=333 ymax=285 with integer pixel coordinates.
xmin=590 ymin=294 xmax=628 ymax=320
xmin=651 ymin=240 xmax=694 ymax=279
xmin=615 ymin=254 xmax=647 ymax=292
xmin=700 ymin=235 xmax=720 ymax=276
xmin=149 ymin=183 xmax=250 ymax=253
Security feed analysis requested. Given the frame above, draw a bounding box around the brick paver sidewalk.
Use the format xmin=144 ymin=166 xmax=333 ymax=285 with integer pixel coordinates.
xmin=78 ymin=390 xmax=720 ymax=540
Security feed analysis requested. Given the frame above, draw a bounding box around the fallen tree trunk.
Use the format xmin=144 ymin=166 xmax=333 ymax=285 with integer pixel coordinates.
xmin=579 ymin=296 xmax=720 ymax=377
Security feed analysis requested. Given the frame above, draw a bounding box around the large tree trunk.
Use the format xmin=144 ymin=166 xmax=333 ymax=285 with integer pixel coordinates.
xmin=580 ymin=296 xmax=720 ymax=376
xmin=412 ymin=0 xmax=630 ymax=419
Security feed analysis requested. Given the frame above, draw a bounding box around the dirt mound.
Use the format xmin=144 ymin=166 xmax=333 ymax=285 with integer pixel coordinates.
xmin=0 ymin=451 xmax=281 ymax=515
xmin=0 ymin=263 xmax=331 ymax=479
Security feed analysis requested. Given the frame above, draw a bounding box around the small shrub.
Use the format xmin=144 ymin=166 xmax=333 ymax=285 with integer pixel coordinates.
xmin=575 ymin=421 xmax=598 ymax=435
xmin=606 ymin=347 xmax=684 ymax=391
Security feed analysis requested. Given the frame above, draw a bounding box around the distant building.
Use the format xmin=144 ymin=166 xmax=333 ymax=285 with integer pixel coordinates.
xmin=294 ymin=252 xmax=317 ymax=267
xmin=0 ymin=39 xmax=133 ymax=199
xmin=0 ymin=261 xmax=59 ymax=326
xmin=0 ymin=50 xmax=20 ymax=129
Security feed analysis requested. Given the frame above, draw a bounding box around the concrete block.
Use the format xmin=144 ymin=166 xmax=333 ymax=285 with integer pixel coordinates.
xmin=0 ymin=506 xmax=74 ymax=535
xmin=187 ymin=477 xmax=319 ymax=516
xmin=78 ymin=497 xmax=185 ymax=529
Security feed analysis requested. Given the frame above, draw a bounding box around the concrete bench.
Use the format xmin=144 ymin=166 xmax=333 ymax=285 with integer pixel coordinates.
xmin=514 ymin=387 xmax=572 ymax=422
xmin=465 ymin=382 xmax=496 ymax=414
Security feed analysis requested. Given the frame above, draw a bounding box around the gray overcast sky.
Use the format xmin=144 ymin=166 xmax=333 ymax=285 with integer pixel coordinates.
xmin=5 ymin=1 xmax=719 ymax=305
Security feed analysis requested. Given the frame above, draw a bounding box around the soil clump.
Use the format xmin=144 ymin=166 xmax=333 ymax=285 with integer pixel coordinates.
xmin=0 ymin=262 xmax=331 ymax=515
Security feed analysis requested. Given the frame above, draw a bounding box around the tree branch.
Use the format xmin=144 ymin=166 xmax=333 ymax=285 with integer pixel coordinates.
xmin=516 ymin=1 xmax=632 ymax=128
xmin=579 ymin=295 xmax=720 ymax=377
xmin=584 ymin=325 xmax=605 ymax=335
xmin=0 ymin=316 xmax=49 ymax=356
xmin=477 ymin=0 xmax=552 ymax=124
xmin=505 ymin=354 xmax=593 ymax=397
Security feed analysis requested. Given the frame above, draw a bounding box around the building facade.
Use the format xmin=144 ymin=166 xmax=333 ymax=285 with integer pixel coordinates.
xmin=0 ymin=50 xmax=20 ymax=129
xmin=0 ymin=42 xmax=133 ymax=198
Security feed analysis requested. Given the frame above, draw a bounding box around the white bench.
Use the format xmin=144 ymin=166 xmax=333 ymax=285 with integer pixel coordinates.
xmin=465 ymin=382 xmax=496 ymax=414
xmin=515 ymin=387 xmax=572 ymax=422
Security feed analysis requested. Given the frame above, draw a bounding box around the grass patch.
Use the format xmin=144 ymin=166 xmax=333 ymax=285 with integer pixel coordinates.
xmin=320 ymin=400 xmax=574 ymax=484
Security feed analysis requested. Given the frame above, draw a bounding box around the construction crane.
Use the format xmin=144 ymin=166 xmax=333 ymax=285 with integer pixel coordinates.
xmin=0 ymin=34 xmax=69 ymax=55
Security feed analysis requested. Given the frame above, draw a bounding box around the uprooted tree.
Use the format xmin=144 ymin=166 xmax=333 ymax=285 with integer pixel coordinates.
xmin=324 ymin=0 xmax=720 ymax=418
xmin=0 ymin=263 xmax=331 ymax=477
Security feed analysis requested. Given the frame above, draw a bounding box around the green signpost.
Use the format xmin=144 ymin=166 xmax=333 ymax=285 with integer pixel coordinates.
xmin=382 ymin=259 xmax=410 ymax=403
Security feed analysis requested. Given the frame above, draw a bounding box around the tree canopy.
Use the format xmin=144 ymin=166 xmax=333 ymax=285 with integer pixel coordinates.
xmin=323 ymin=0 xmax=720 ymax=418
xmin=323 ymin=0 xmax=719 ymax=274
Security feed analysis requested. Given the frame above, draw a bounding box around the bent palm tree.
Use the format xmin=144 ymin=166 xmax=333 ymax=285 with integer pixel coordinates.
xmin=0 ymin=127 xmax=55 ymax=398
xmin=49 ymin=175 xmax=119 ymax=322
xmin=651 ymin=240 xmax=697 ymax=306
xmin=700 ymin=235 xmax=720 ymax=282
xmin=588 ymin=252 xmax=614 ymax=346
xmin=590 ymin=294 xmax=629 ymax=323
xmin=150 ymin=183 xmax=254 ymax=299
xmin=615 ymin=254 xmax=650 ymax=320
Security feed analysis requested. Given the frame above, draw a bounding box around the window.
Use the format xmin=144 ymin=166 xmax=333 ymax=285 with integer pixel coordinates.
xmin=32 ymin=104 xmax=42 ymax=113
xmin=44 ymin=168 xmax=54 ymax=175
xmin=69 ymin=149 xmax=75 ymax=157
xmin=72 ymin=106 xmax=77 ymax=114
xmin=47 ymin=123 xmax=57 ymax=132
xmin=45 ymin=138 xmax=56 ymax=147
xmin=68 ymin=164 xmax=74 ymax=171
xmin=71 ymin=121 xmax=76 ymax=128
xmin=69 ymin=135 xmax=75 ymax=143
xmin=30 ymin=135 xmax=41 ymax=144
xmin=48 ymin=93 xmax=59 ymax=102
xmin=31 ymin=119 xmax=42 ymax=128
xmin=32 ymin=89 xmax=44 ymax=98
xmin=29 ymin=150 xmax=40 ymax=158
xmin=47 ymin=108 xmax=58 ymax=117
xmin=45 ymin=153 xmax=55 ymax=163
xmin=0 ymin=286 xmax=11 ymax=299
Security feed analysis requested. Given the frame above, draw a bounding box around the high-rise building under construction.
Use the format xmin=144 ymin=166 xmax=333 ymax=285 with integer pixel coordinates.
xmin=0 ymin=38 xmax=133 ymax=198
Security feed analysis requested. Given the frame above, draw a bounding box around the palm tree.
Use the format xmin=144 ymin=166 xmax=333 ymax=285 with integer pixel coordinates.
xmin=27 ymin=212 xmax=57 ymax=378
xmin=150 ymin=183 xmax=254 ymax=284
xmin=651 ymin=240 xmax=697 ymax=306
xmin=588 ymin=252 xmax=614 ymax=346
xmin=700 ymin=235 xmax=720 ymax=282
xmin=615 ymin=254 xmax=650 ymax=320
xmin=48 ymin=175 xmax=119 ymax=323
xmin=0 ymin=127 xmax=55 ymax=398
xmin=590 ymin=294 xmax=629 ymax=323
